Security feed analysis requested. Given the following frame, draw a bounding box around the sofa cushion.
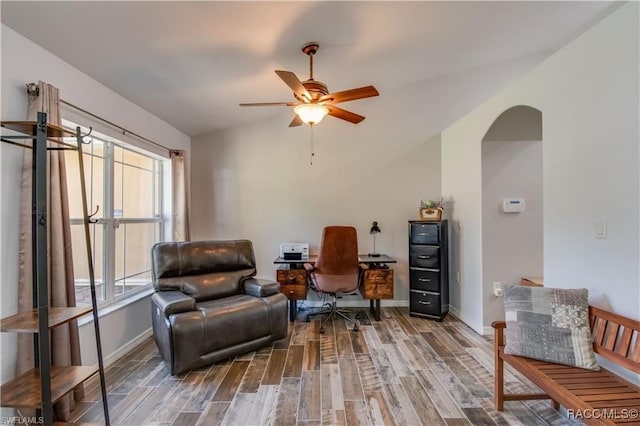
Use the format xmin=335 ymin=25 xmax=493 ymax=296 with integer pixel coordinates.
xmin=197 ymin=295 xmax=271 ymax=353
xmin=503 ymin=285 xmax=599 ymax=371
xmin=152 ymin=240 xmax=256 ymax=288
xmin=182 ymin=269 xmax=254 ymax=301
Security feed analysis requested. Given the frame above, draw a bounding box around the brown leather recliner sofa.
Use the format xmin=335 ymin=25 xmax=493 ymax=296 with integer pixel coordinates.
xmin=151 ymin=239 xmax=288 ymax=375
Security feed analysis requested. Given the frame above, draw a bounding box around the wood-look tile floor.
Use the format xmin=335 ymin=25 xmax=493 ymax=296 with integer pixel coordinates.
xmin=70 ymin=308 xmax=579 ymax=426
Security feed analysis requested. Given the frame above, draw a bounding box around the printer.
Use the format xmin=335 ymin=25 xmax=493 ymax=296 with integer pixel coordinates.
xmin=279 ymin=243 xmax=309 ymax=260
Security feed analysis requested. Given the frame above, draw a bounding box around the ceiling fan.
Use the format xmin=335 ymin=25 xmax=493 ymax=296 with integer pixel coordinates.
xmin=240 ymin=42 xmax=379 ymax=127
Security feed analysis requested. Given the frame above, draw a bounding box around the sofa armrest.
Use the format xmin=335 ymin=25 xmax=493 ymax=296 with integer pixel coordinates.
xmin=243 ymin=278 xmax=281 ymax=297
xmin=152 ymin=291 xmax=196 ymax=316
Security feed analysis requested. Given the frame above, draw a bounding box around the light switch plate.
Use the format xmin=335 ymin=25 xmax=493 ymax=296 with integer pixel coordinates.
xmin=595 ymin=219 xmax=607 ymax=239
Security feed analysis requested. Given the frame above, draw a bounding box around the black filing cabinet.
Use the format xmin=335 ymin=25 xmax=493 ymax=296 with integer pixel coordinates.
xmin=409 ymin=220 xmax=448 ymax=321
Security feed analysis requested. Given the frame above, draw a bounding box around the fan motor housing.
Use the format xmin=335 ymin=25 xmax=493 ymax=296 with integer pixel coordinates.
xmin=298 ymin=80 xmax=328 ymax=101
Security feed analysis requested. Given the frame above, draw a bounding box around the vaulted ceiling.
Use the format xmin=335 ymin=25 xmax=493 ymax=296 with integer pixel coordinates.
xmin=1 ymin=1 xmax=615 ymax=136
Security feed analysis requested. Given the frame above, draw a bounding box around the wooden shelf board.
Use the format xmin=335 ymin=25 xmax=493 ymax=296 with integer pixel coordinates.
xmin=0 ymin=307 xmax=93 ymax=333
xmin=0 ymin=365 xmax=98 ymax=408
xmin=1 ymin=121 xmax=75 ymax=138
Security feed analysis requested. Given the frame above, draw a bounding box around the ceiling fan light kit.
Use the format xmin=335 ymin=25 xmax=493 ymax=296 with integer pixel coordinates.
xmin=240 ymin=42 xmax=379 ymax=127
xmin=294 ymin=103 xmax=328 ymax=125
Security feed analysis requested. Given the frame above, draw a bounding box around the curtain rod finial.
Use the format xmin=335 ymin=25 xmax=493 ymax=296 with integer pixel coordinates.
xmin=25 ymin=82 xmax=39 ymax=95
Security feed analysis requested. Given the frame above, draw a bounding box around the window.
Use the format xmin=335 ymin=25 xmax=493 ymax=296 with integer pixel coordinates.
xmin=64 ymin=121 xmax=167 ymax=306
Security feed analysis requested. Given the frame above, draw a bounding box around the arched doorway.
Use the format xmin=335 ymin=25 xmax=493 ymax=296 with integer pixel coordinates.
xmin=481 ymin=105 xmax=543 ymax=325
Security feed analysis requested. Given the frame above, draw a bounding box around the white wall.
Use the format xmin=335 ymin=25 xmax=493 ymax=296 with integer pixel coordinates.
xmin=442 ymin=1 xmax=639 ymax=342
xmin=190 ymin=51 xmax=551 ymax=305
xmin=192 ymin=119 xmax=442 ymax=305
xmin=0 ymin=24 xmax=190 ymax=390
xmin=482 ymin=134 xmax=543 ymax=325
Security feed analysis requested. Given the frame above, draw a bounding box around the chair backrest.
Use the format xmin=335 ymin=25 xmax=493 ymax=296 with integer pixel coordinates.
xmin=312 ymin=226 xmax=360 ymax=293
xmin=152 ymin=240 xmax=256 ymax=301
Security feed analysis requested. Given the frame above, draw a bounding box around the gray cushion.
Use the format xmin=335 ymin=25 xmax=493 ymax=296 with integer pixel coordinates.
xmin=503 ymin=285 xmax=599 ymax=371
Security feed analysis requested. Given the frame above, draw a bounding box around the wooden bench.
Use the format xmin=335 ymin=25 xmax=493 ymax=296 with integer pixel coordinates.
xmin=493 ymin=306 xmax=640 ymax=425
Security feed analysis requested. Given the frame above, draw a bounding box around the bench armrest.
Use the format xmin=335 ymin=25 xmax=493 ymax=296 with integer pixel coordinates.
xmin=492 ymin=321 xmax=506 ymax=329
xmin=492 ymin=321 xmax=506 ymax=347
xmin=152 ymin=291 xmax=196 ymax=316
xmin=243 ymin=278 xmax=281 ymax=297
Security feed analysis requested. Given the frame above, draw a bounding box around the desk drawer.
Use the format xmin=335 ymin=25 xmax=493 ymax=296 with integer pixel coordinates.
xmin=277 ymin=269 xmax=307 ymax=300
xmin=362 ymin=269 xmax=394 ymax=299
xmin=280 ymin=284 xmax=307 ymax=299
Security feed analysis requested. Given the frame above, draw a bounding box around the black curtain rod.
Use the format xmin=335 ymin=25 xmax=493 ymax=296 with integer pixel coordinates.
xmin=60 ymin=99 xmax=171 ymax=153
xmin=25 ymin=82 xmax=173 ymax=154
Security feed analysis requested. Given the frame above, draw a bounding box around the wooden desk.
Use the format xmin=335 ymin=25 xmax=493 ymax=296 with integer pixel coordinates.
xmin=274 ymin=254 xmax=396 ymax=321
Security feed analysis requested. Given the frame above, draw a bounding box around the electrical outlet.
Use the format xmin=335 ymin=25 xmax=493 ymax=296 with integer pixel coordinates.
xmin=493 ymin=281 xmax=503 ymax=297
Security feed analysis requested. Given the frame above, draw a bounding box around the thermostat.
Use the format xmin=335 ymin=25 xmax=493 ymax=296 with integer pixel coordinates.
xmin=502 ymin=198 xmax=525 ymax=213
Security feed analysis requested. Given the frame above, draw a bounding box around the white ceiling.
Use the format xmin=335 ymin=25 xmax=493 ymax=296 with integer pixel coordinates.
xmin=1 ymin=1 xmax=615 ymax=137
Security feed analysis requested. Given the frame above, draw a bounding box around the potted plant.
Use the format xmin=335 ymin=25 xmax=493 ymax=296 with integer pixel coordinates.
xmin=419 ymin=198 xmax=445 ymax=220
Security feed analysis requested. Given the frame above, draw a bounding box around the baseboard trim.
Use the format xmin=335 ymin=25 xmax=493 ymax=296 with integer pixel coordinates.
xmin=448 ymin=304 xmax=461 ymax=319
xmin=448 ymin=305 xmax=491 ymax=335
xmin=103 ymin=328 xmax=153 ymax=368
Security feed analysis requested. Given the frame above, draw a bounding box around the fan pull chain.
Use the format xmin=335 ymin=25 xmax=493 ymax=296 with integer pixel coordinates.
xmin=309 ymin=125 xmax=315 ymax=166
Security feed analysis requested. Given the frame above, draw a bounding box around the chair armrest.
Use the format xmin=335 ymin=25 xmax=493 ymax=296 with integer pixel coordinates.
xmin=243 ymin=278 xmax=281 ymax=297
xmin=151 ymin=291 xmax=196 ymax=316
xmin=303 ymin=263 xmax=314 ymax=272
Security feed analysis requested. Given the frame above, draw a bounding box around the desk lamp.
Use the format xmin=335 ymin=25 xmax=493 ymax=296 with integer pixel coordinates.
xmin=369 ymin=221 xmax=381 ymax=257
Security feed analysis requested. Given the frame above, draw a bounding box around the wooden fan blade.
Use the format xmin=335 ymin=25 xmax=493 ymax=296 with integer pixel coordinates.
xmin=275 ymin=70 xmax=311 ymax=102
xmin=289 ymin=115 xmax=303 ymax=127
xmin=239 ymin=102 xmax=297 ymax=107
xmin=320 ymin=85 xmax=379 ymax=104
xmin=327 ymin=105 xmax=365 ymax=124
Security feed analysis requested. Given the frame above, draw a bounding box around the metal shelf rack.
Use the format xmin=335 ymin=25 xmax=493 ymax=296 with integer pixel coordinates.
xmin=0 ymin=112 xmax=110 ymax=425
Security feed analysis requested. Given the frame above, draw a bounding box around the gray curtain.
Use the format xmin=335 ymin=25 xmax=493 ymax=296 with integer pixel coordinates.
xmin=171 ymin=149 xmax=190 ymax=241
xmin=18 ymin=81 xmax=83 ymax=420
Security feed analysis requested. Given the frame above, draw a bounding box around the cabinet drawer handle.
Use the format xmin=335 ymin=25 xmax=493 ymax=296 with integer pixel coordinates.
xmin=418 ymin=301 xmax=432 ymax=305
xmin=418 ymin=233 xmax=430 ymax=236
xmin=418 ymin=278 xmax=431 ymax=282
xmin=417 ymin=255 xmax=431 ymax=259
xmin=288 ymin=277 xmax=296 ymax=283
